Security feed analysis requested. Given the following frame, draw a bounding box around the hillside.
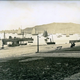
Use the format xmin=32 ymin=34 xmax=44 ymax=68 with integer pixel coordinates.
xmin=0 ymin=22 xmax=80 ymax=34
xmin=23 ymin=22 xmax=80 ymax=34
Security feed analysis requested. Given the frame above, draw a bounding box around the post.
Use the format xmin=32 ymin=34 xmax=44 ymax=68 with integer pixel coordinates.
xmin=36 ymin=35 xmax=39 ymax=53
xmin=4 ymin=32 xmax=5 ymax=39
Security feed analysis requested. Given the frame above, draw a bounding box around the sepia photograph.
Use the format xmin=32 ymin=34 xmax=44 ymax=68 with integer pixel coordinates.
xmin=0 ymin=0 xmax=80 ymax=80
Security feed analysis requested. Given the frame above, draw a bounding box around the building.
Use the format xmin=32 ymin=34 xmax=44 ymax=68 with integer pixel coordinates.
xmin=47 ymin=33 xmax=79 ymax=44
xmin=27 ymin=35 xmax=47 ymax=45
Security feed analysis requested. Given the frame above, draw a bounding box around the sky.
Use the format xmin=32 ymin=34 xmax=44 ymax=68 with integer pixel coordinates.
xmin=0 ymin=1 xmax=80 ymax=30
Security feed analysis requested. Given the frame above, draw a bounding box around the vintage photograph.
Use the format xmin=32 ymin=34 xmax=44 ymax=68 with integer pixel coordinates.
xmin=0 ymin=1 xmax=80 ymax=80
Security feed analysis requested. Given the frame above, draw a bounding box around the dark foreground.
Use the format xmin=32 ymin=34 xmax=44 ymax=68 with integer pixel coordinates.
xmin=0 ymin=57 xmax=80 ymax=80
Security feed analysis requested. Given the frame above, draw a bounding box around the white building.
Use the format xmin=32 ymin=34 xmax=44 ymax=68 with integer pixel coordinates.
xmin=27 ymin=35 xmax=47 ymax=45
xmin=0 ymin=32 xmax=23 ymax=39
xmin=0 ymin=33 xmax=4 ymax=39
xmin=47 ymin=33 xmax=80 ymax=44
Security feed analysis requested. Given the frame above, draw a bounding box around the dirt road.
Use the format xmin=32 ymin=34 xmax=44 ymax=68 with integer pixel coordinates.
xmin=0 ymin=43 xmax=80 ymax=60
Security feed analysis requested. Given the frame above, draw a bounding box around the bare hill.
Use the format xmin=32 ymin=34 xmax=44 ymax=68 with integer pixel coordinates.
xmin=24 ymin=23 xmax=80 ymax=34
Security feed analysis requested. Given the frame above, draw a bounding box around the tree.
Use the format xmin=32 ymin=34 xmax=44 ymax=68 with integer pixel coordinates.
xmin=43 ymin=31 xmax=48 ymax=37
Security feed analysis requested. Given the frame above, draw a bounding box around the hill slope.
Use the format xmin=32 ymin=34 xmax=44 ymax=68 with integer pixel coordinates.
xmin=24 ymin=22 xmax=80 ymax=34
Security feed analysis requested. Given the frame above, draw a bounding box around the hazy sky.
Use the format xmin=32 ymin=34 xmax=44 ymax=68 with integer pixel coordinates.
xmin=0 ymin=1 xmax=80 ymax=30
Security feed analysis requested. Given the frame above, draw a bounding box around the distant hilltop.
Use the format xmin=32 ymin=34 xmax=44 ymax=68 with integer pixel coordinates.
xmin=23 ymin=22 xmax=80 ymax=34
xmin=0 ymin=22 xmax=80 ymax=34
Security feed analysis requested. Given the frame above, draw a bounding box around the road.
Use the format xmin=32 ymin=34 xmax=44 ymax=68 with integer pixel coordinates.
xmin=0 ymin=43 xmax=80 ymax=61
